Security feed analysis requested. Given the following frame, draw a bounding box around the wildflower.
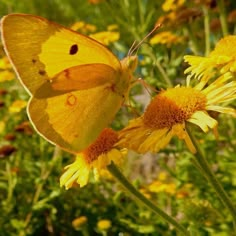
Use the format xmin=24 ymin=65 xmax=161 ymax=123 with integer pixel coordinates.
xmin=210 ymin=18 xmax=221 ymax=33
xmin=72 ymin=216 xmax=88 ymax=229
xmin=118 ymin=72 xmax=236 ymax=154
xmin=156 ymin=12 xmax=177 ymax=26
xmin=150 ymin=31 xmax=183 ymax=46
xmin=176 ymin=8 xmax=202 ymax=24
xmin=9 ymin=100 xmax=27 ymax=113
xmin=0 ymin=56 xmax=12 ymax=70
xmin=60 ymin=128 xmax=126 ymax=189
xmin=70 ymin=21 xmax=97 ymax=34
xmin=184 ymin=35 xmax=236 ymax=75
xmin=107 ymin=24 xmax=119 ymax=31
xmin=4 ymin=133 xmax=16 ymax=141
xmin=0 ymin=70 xmax=15 ymax=82
xmin=176 ymin=183 xmax=193 ymax=199
xmin=228 ymin=10 xmax=236 ymax=24
xmin=0 ymin=121 xmax=5 ymax=133
xmin=0 ymin=145 xmax=16 ymax=158
xmin=97 ymin=219 xmax=112 ymax=231
xmin=15 ymin=121 xmax=34 ymax=135
xmin=0 ymin=89 xmax=7 ymax=95
xmin=148 ymin=180 xmax=176 ymax=195
xmin=162 ymin=0 xmax=185 ymax=12
xmin=156 ymin=8 xmax=201 ymax=27
xmin=89 ymin=31 xmax=120 ymax=45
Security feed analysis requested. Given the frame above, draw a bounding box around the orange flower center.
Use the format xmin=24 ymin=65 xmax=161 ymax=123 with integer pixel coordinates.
xmin=143 ymin=87 xmax=207 ymax=129
xmin=84 ymin=128 xmax=118 ymax=164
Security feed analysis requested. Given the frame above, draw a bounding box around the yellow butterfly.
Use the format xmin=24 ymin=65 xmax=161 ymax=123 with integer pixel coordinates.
xmin=1 ymin=14 xmax=137 ymax=154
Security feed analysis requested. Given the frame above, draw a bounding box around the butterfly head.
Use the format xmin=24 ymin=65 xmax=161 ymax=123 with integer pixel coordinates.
xmin=120 ymin=55 xmax=138 ymax=73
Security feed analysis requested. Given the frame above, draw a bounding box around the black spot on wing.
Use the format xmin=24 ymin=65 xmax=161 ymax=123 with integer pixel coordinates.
xmin=69 ymin=44 xmax=78 ymax=55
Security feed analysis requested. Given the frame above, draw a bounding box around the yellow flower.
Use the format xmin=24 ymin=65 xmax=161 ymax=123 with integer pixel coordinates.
xmin=0 ymin=70 xmax=15 ymax=82
xmin=162 ymin=0 xmax=185 ymax=12
xmin=107 ymin=24 xmax=119 ymax=31
xmin=148 ymin=180 xmax=176 ymax=195
xmin=72 ymin=216 xmax=88 ymax=229
xmin=60 ymin=128 xmax=126 ymax=189
xmin=184 ymin=35 xmax=236 ymax=76
xmin=97 ymin=219 xmax=111 ymax=231
xmin=150 ymin=31 xmax=183 ymax=46
xmin=89 ymin=31 xmax=120 ymax=45
xmin=70 ymin=21 xmax=97 ymax=34
xmin=0 ymin=121 xmax=5 ymax=133
xmin=0 ymin=56 xmax=12 ymax=70
xmin=9 ymin=100 xmax=27 ymax=113
xmin=118 ymin=72 xmax=236 ymax=154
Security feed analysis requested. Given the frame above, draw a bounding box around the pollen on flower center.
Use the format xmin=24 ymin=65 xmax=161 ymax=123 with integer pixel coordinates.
xmin=144 ymin=87 xmax=207 ymax=129
xmin=84 ymin=128 xmax=118 ymax=164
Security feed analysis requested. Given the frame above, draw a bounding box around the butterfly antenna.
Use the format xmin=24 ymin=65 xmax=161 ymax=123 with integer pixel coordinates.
xmin=128 ymin=24 xmax=162 ymax=56
xmin=128 ymin=40 xmax=137 ymax=56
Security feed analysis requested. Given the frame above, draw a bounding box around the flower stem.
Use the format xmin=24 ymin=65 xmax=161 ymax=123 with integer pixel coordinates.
xmin=203 ymin=6 xmax=210 ymax=56
xmin=187 ymin=127 xmax=236 ymax=230
xmin=107 ymin=162 xmax=189 ymax=235
xmin=217 ymin=0 xmax=229 ymax=36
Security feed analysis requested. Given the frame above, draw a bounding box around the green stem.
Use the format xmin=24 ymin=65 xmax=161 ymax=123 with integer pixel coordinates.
xmin=183 ymin=27 xmax=199 ymax=55
xmin=203 ymin=6 xmax=210 ymax=56
xmin=107 ymin=162 xmax=189 ymax=236
xmin=143 ymin=44 xmax=173 ymax=88
xmin=217 ymin=0 xmax=229 ymax=36
xmin=187 ymin=126 xmax=236 ymax=230
xmin=22 ymin=147 xmax=61 ymax=233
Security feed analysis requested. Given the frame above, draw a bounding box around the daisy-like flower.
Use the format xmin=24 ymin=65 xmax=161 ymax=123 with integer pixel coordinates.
xmin=162 ymin=0 xmax=185 ymax=12
xmin=89 ymin=31 xmax=120 ymax=45
xmin=70 ymin=21 xmax=97 ymax=34
xmin=60 ymin=128 xmax=126 ymax=189
xmin=184 ymin=35 xmax=236 ymax=76
xmin=9 ymin=100 xmax=27 ymax=113
xmin=118 ymin=71 xmax=236 ymax=154
xmin=150 ymin=31 xmax=183 ymax=47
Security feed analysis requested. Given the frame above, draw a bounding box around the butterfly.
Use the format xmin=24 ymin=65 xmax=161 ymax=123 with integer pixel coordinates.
xmin=1 ymin=14 xmax=138 ymax=154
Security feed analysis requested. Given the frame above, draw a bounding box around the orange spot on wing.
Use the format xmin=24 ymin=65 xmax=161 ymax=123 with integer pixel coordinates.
xmin=66 ymin=93 xmax=77 ymax=106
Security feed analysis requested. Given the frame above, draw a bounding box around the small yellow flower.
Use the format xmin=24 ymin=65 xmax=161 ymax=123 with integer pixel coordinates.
xmin=0 ymin=70 xmax=15 ymax=82
xmin=139 ymin=188 xmax=152 ymax=199
xmin=89 ymin=31 xmax=120 ymax=45
xmin=0 ymin=56 xmax=12 ymax=70
xmin=0 ymin=121 xmax=5 ymax=133
xmin=184 ymin=35 xmax=236 ymax=76
xmin=60 ymin=128 xmax=126 ymax=189
xmin=72 ymin=216 xmax=88 ymax=229
xmin=97 ymin=219 xmax=112 ymax=231
xmin=70 ymin=21 xmax=97 ymax=34
xmin=150 ymin=31 xmax=183 ymax=46
xmin=158 ymin=171 xmax=168 ymax=181
xmin=9 ymin=100 xmax=27 ymax=113
xmin=118 ymin=72 xmax=236 ymax=154
xmin=162 ymin=0 xmax=185 ymax=12
xmin=148 ymin=180 xmax=176 ymax=195
xmin=107 ymin=24 xmax=119 ymax=31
